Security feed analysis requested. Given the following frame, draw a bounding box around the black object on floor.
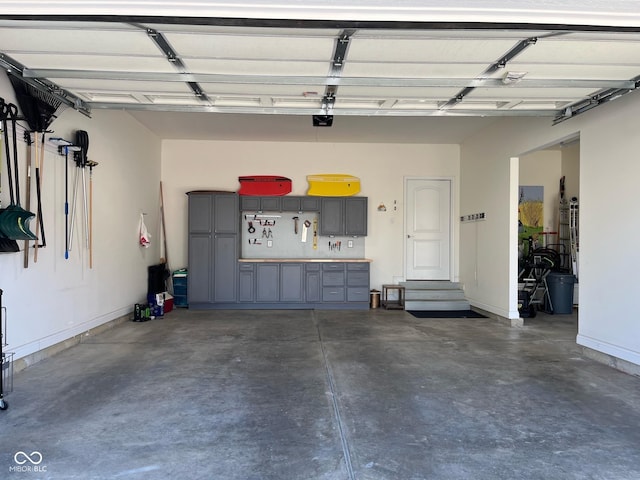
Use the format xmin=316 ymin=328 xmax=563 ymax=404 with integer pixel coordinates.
xmin=407 ymin=310 xmax=487 ymax=318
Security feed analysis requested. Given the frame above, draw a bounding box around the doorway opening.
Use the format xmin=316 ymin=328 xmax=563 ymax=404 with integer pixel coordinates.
xmin=515 ymin=135 xmax=580 ymax=321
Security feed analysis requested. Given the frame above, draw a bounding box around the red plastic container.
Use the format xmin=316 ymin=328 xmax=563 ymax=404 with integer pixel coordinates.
xmin=238 ymin=176 xmax=292 ymax=196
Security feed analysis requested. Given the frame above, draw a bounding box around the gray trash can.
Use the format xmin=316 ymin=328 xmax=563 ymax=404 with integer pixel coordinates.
xmin=546 ymin=273 xmax=576 ymax=314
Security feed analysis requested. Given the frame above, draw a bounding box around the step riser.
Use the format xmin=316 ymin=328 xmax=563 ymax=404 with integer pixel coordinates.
xmin=405 ymin=290 xmax=466 ymax=301
xmin=401 ymin=281 xmax=462 ymax=290
xmin=405 ymin=300 xmax=471 ymax=311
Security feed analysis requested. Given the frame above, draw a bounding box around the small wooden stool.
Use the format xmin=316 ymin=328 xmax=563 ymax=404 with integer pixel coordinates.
xmin=382 ymin=284 xmax=405 ymax=310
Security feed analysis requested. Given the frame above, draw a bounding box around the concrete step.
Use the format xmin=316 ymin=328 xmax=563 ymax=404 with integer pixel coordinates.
xmin=400 ymin=280 xmax=469 ymax=311
xmin=401 ymin=280 xmax=463 ymax=290
xmin=404 ymin=299 xmax=471 ymax=311
xmin=405 ymin=289 xmax=466 ymax=301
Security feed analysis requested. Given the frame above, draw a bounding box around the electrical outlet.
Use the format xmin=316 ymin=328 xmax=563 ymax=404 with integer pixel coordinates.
xmin=348 ymin=240 xmax=353 ymax=248
xmin=267 ymin=240 xmax=273 ymax=248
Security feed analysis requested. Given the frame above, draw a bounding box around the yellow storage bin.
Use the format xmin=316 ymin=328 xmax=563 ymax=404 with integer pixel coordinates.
xmin=306 ymin=174 xmax=361 ymax=196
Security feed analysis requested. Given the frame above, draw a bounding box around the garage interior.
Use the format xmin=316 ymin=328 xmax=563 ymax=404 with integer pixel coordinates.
xmin=1 ymin=1 xmax=640 ymax=479
xmin=7 ymin=309 xmax=640 ymax=480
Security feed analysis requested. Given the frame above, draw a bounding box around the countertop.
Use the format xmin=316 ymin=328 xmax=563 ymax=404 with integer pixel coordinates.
xmin=238 ymin=258 xmax=372 ymax=263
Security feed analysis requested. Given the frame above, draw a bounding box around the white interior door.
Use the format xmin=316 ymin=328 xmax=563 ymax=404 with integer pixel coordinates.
xmin=405 ymin=178 xmax=452 ymax=280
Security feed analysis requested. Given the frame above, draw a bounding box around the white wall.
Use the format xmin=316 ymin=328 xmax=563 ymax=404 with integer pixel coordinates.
xmin=460 ymin=94 xmax=640 ymax=366
xmin=161 ymin=140 xmax=460 ymax=290
xmin=0 ymin=76 xmax=162 ymax=361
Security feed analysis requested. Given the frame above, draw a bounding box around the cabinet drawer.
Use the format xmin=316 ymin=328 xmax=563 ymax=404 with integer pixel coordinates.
xmin=323 ymin=263 xmax=345 ymax=272
xmin=323 ymin=271 xmax=345 ymax=286
xmin=347 ymin=272 xmax=369 ymax=286
xmin=305 ymin=263 xmax=321 ymax=272
xmin=347 ymin=287 xmax=369 ymax=302
xmin=323 ymin=287 xmax=345 ymax=302
xmin=347 ymin=262 xmax=369 ymax=272
xmin=239 ymin=263 xmax=255 ymax=271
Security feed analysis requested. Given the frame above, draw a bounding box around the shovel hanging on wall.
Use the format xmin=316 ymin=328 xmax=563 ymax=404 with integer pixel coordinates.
xmin=0 ymin=101 xmax=18 ymax=253
xmin=0 ymin=100 xmax=36 ymax=242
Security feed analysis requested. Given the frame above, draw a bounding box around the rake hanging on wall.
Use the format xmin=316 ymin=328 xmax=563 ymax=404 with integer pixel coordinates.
xmin=7 ymin=73 xmax=69 ymax=262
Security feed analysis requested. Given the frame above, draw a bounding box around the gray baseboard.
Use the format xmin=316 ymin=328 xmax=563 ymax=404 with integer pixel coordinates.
xmin=581 ymin=346 xmax=640 ymax=377
xmin=13 ymin=314 xmax=130 ymax=374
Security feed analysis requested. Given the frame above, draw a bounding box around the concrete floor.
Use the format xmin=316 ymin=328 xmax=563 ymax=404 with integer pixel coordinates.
xmin=2 ymin=308 xmax=640 ymax=480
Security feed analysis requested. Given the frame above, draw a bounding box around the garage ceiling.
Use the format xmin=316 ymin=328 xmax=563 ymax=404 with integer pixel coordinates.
xmin=1 ymin=10 xmax=640 ymax=139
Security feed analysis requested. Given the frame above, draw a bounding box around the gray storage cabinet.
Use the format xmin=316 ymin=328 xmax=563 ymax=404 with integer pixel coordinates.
xmin=240 ymin=196 xmax=281 ymax=212
xmin=305 ymin=264 xmax=321 ymax=302
xmin=281 ymin=196 xmax=321 ymax=212
xmin=322 ymin=263 xmax=346 ymax=302
xmin=280 ymin=263 xmax=304 ymax=302
xmin=236 ymin=261 xmax=369 ymax=309
xmin=345 ymin=197 xmax=368 ymax=236
xmin=346 ymin=263 xmax=370 ymax=302
xmin=243 ymin=195 xmax=321 ymax=213
xmin=254 ymin=263 xmax=304 ymax=303
xmin=187 ymin=192 xmax=239 ymax=307
xmin=256 ymin=263 xmax=280 ymax=302
xmin=238 ymin=263 xmax=255 ymax=302
xmin=320 ymin=197 xmax=368 ymax=236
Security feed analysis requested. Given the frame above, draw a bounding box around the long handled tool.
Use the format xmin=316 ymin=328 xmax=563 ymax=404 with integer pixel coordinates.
xmin=87 ymin=160 xmax=98 ymax=268
xmin=77 ymin=131 xmax=90 ymax=250
xmin=23 ymin=131 xmax=32 ymax=267
xmin=64 ymin=146 xmax=70 ymax=259
xmin=69 ymin=130 xmax=90 ymax=257
xmin=33 ymin=132 xmax=47 ymax=262
xmin=68 ymin=149 xmax=80 ymax=253
xmin=50 ymin=137 xmax=80 ymax=260
xmin=160 ymin=181 xmax=169 ymax=267
xmin=0 ymin=288 xmax=8 ymax=410
xmin=0 ymin=102 xmax=36 ymax=242
xmin=0 ymin=100 xmax=19 ymax=253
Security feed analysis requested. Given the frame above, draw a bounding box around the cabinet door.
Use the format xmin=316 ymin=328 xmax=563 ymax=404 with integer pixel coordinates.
xmin=261 ymin=197 xmax=281 ymax=211
xmin=301 ymin=197 xmax=321 ymax=211
xmin=213 ymin=234 xmax=238 ymax=302
xmin=345 ymin=197 xmax=368 ymax=236
xmin=240 ymin=196 xmax=260 ymax=211
xmin=214 ymin=194 xmax=239 ymax=234
xmin=188 ymin=194 xmax=212 ymax=233
xmin=238 ymin=264 xmax=255 ymax=302
xmin=281 ymin=196 xmax=301 ymax=212
xmin=305 ymin=271 xmax=321 ymax=302
xmin=188 ymin=234 xmax=212 ymax=303
xmin=320 ymin=198 xmax=344 ymax=236
xmin=256 ymin=264 xmax=280 ymax=302
xmin=280 ymin=263 xmax=304 ymax=302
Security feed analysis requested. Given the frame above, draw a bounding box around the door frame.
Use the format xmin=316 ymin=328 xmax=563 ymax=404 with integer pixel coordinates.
xmin=403 ymin=176 xmax=455 ymax=282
